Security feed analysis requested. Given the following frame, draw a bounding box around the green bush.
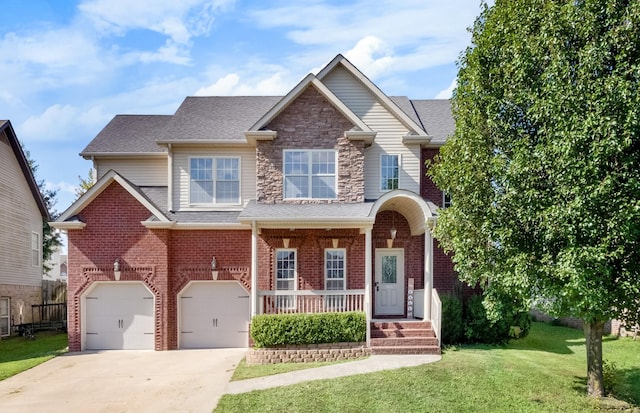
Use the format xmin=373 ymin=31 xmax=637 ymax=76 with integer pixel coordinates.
xmin=250 ymin=312 xmax=366 ymax=348
xmin=462 ymin=294 xmax=531 ymax=344
xmin=441 ymin=294 xmax=465 ymax=345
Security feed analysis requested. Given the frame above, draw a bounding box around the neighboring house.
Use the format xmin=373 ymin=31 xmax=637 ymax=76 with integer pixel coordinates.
xmin=44 ymin=247 xmax=68 ymax=282
xmin=0 ymin=120 xmax=49 ymax=337
xmin=53 ymin=54 xmax=465 ymax=352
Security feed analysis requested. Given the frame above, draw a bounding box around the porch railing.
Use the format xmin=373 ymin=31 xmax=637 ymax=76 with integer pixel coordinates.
xmin=259 ymin=290 xmax=365 ymax=314
xmin=431 ymin=289 xmax=442 ymax=347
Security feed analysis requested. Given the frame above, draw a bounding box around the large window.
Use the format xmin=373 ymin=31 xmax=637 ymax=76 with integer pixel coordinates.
xmin=284 ymin=150 xmax=336 ymax=199
xmin=275 ymin=249 xmax=296 ymax=309
xmin=31 ymin=232 xmax=40 ymax=267
xmin=381 ymin=154 xmax=399 ymax=191
xmin=189 ymin=157 xmax=240 ymax=205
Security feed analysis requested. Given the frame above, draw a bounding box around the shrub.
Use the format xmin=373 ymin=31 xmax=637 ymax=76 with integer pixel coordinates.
xmin=440 ymin=293 xmax=465 ymax=345
xmin=250 ymin=312 xmax=366 ymax=348
xmin=462 ymin=294 xmax=531 ymax=344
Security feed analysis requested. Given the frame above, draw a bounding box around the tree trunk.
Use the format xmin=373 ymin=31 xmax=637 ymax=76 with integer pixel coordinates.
xmin=584 ymin=320 xmax=605 ymax=397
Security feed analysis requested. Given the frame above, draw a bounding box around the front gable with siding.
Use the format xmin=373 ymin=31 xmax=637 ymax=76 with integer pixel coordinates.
xmin=0 ymin=120 xmax=49 ymax=334
xmin=54 ymin=54 xmax=463 ymax=353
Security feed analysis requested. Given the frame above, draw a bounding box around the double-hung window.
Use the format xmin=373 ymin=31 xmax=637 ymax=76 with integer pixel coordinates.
xmin=189 ymin=157 xmax=240 ymax=205
xmin=31 ymin=232 xmax=40 ymax=267
xmin=325 ymin=249 xmax=346 ymax=309
xmin=381 ymin=154 xmax=399 ymax=191
xmin=275 ymin=249 xmax=296 ymax=309
xmin=284 ymin=150 xmax=336 ymax=199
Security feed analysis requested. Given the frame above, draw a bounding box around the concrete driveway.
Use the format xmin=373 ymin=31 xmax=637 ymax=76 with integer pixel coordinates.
xmin=0 ymin=348 xmax=246 ymax=413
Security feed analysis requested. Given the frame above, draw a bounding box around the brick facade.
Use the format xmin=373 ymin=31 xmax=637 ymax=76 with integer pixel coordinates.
xmin=256 ymin=86 xmax=365 ymax=204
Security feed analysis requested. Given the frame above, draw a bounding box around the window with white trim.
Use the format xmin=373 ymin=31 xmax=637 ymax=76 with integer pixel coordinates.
xmin=189 ymin=157 xmax=240 ymax=205
xmin=381 ymin=154 xmax=399 ymax=191
xmin=275 ymin=249 xmax=296 ymax=309
xmin=443 ymin=191 xmax=452 ymax=208
xmin=284 ymin=150 xmax=336 ymax=199
xmin=325 ymin=249 xmax=346 ymax=310
xmin=31 ymin=232 xmax=40 ymax=267
xmin=0 ymin=297 xmax=10 ymax=337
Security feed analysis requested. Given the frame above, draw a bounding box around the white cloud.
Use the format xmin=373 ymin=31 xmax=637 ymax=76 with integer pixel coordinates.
xmin=344 ymin=36 xmax=395 ymax=78
xmin=435 ymin=78 xmax=457 ymax=99
xmin=78 ymin=0 xmax=234 ymax=45
xmin=20 ymin=104 xmax=111 ymax=143
xmin=195 ymin=73 xmax=240 ymax=95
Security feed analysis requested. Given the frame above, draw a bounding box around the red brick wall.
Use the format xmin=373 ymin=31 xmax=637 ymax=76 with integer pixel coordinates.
xmin=67 ymin=182 xmax=170 ymax=351
xmin=257 ymin=228 xmax=365 ymax=290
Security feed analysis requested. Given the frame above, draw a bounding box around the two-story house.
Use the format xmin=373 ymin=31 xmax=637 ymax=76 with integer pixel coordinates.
xmin=53 ymin=54 xmax=461 ymax=352
xmin=1 ymin=120 xmax=49 ymax=337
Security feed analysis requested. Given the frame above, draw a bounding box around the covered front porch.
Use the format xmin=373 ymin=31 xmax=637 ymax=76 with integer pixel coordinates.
xmin=239 ymin=190 xmax=442 ymax=350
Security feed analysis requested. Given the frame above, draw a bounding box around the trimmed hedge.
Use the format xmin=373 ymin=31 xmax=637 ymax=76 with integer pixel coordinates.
xmin=250 ymin=312 xmax=366 ymax=348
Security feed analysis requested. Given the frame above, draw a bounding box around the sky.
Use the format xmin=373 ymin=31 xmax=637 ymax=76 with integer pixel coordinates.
xmin=1 ymin=0 xmax=483 ymax=214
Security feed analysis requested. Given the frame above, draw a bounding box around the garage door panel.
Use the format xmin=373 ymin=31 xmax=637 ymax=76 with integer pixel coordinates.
xmin=85 ymin=283 xmax=155 ymax=350
xmin=180 ymin=282 xmax=250 ymax=349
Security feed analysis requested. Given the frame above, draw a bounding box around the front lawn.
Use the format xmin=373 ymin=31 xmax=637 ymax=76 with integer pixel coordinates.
xmin=216 ymin=322 xmax=640 ymax=412
xmin=0 ymin=331 xmax=68 ymax=380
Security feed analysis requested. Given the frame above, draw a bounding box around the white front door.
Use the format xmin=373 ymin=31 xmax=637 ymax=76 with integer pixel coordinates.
xmin=374 ymin=249 xmax=405 ymax=315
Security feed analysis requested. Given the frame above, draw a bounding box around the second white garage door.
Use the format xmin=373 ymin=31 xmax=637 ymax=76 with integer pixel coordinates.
xmin=84 ymin=282 xmax=155 ymax=350
xmin=179 ymin=281 xmax=250 ymax=348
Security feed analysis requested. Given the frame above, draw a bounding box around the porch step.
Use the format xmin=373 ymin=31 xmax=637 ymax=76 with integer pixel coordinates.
xmin=370 ymin=320 xmax=440 ymax=355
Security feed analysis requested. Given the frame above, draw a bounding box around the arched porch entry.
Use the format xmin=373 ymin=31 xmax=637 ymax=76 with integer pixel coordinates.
xmin=368 ymin=190 xmax=437 ymax=320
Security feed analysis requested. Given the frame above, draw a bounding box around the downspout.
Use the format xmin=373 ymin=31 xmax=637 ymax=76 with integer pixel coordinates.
xmin=364 ymin=226 xmax=372 ymax=347
xmin=251 ymin=221 xmax=258 ymax=317
xmin=167 ymin=144 xmax=173 ymax=211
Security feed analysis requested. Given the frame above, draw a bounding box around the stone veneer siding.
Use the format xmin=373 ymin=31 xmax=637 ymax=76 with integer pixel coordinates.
xmin=1 ymin=284 xmax=41 ymax=326
xmin=256 ymin=86 xmax=365 ymax=204
xmin=246 ymin=342 xmax=370 ymax=365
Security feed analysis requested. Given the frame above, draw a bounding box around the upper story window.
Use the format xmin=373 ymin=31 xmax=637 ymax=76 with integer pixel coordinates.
xmin=189 ymin=157 xmax=240 ymax=205
xmin=381 ymin=154 xmax=399 ymax=191
xmin=443 ymin=191 xmax=452 ymax=208
xmin=31 ymin=232 xmax=40 ymax=267
xmin=284 ymin=150 xmax=336 ymax=199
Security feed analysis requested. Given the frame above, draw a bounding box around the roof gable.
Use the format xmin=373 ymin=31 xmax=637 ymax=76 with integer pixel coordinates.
xmin=0 ymin=120 xmax=49 ymax=219
xmin=316 ymin=55 xmax=428 ymax=137
xmin=56 ymin=170 xmax=170 ymax=225
xmin=248 ymin=74 xmax=371 ymax=133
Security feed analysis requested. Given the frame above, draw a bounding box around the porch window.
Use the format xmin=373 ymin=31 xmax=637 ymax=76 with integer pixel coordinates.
xmin=31 ymin=232 xmax=40 ymax=267
xmin=325 ymin=249 xmax=346 ymax=310
xmin=284 ymin=150 xmax=336 ymax=199
xmin=275 ymin=249 xmax=296 ymax=309
xmin=381 ymin=154 xmax=399 ymax=191
xmin=189 ymin=157 xmax=240 ymax=205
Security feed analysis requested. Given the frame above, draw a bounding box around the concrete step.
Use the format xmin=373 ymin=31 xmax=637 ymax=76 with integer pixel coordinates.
xmin=370 ymin=337 xmax=439 ymax=347
xmin=370 ymin=345 xmax=441 ymax=355
xmin=370 ymin=328 xmax=436 ymax=338
xmin=371 ymin=320 xmax=432 ymax=330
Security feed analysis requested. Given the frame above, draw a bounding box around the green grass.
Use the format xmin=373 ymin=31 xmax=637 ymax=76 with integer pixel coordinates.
xmin=231 ymin=356 xmax=368 ymax=381
xmin=0 ymin=331 xmax=68 ymax=380
xmin=216 ymin=323 xmax=640 ymax=413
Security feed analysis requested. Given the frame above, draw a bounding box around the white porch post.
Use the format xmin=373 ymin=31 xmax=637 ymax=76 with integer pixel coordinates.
xmin=424 ymin=218 xmax=435 ymax=320
xmin=251 ymin=221 xmax=258 ymax=317
xmin=364 ymin=227 xmax=372 ymax=347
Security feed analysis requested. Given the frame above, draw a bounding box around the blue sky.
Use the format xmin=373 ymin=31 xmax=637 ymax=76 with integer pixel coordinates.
xmin=1 ymin=0 xmax=482 ymax=214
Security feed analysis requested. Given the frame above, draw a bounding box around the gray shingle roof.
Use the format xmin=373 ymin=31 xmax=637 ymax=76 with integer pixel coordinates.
xmin=81 ymin=115 xmax=173 ymax=155
xmin=80 ymin=96 xmax=453 ymax=155
xmin=239 ymin=200 xmax=375 ymax=221
xmin=410 ymin=99 xmax=454 ymax=143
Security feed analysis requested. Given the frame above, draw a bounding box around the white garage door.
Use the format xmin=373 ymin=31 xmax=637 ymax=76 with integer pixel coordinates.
xmin=180 ymin=282 xmax=250 ymax=349
xmin=85 ymin=283 xmax=155 ymax=350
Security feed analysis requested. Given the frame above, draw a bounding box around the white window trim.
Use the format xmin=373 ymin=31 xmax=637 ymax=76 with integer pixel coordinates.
xmin=31 ymin=232 xmax=40 ymax=267
xmin=324 ymin=248 xmax=346 ymax=291
xmin=380 ymin=153 xmax=401 ymax=192
xmin=188 ymin=156 xmax=242 ymax=206
xmin=283 ymin=149 xmax=337 ymax=200
xmin=275 ymin=248 xmax=297 ymax=309
xmin=0 ymin=297 xmax=10 ymax=337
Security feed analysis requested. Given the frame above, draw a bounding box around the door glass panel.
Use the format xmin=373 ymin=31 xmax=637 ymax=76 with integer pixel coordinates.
xmin=382 ymin=255 xmax=397 ymax=284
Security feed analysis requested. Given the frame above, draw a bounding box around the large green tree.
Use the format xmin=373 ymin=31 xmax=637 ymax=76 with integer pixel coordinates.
xmin=429 ymin=0 xmax=640 ymax=398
